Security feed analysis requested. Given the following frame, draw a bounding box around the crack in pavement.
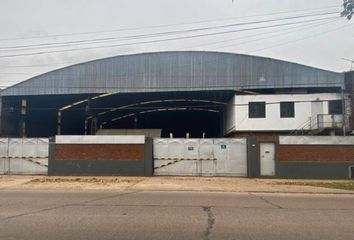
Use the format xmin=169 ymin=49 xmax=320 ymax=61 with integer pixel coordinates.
xmin=202 ymin=206 xmax=215 ymax=240
xmin=126 ymin=179 xmax=146 ymax=190
xmin=0 ymin=191 xmax=139 ymax=222
xmin=80 ymin=191 xmax=140 ymax=204
xmin=249 ymin=193 xmax=283 ymax=209
xmin=67 ymin=203 xmax=354 ymax=211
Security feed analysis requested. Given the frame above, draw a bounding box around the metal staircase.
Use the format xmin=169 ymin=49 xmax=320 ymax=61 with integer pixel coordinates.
xmin=289 ymin=118 xmax=320 ymax=136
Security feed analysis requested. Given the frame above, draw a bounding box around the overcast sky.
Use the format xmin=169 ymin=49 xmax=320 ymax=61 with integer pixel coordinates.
xmin=0 ymin=0 xmax=353 ymax=88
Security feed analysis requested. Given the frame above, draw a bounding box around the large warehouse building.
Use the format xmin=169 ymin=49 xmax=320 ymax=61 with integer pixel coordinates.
xmin=0 ymin=51 xmax=354 ymax=178
xmin=0 ymin=51 xmax=352 ymax=138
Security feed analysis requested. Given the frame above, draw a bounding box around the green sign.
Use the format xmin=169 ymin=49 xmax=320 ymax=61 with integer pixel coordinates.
xmin=188 ymin=146 xmax=194 ymax=151
xmin=221 ymin=144 xmax=227 ymax=149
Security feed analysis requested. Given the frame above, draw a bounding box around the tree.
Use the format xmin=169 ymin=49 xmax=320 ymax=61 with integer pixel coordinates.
xmin=342 ymin=0 xmax=354 ymax=20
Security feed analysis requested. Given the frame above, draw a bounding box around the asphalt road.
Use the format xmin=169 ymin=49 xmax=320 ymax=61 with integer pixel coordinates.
xmin=0 ymin=190 xmax=353 ymax=240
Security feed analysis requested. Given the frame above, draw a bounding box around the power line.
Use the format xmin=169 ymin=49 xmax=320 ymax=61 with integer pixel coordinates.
xmin=341 ymin=58 xmax=354 ymax=70
xmin=0 ymin=6 xmax=340 ymax=42
xmin=0 ymin=16 xmax=340 ymax=59
xmin=0 ymin=72 xmax=38 ymax=75
xmin=0 ymin=62 xmax=78 ymax=68
xmin=245 ymin=22 xmax=354 ymax=54
xmin=0 ymin=19 xmax=335 ymax=69
xmin=0 ymin=11 xmax=340 ymax=52
xmin=182 ymin=18 xmax=337 ymax=50
xmin=0 ymin=20 xmax=337 ymax=69
xmin=211 ymin=19 xmax=340 ymax=50
xmin=0 ymin=18 xmax=339 ymax=70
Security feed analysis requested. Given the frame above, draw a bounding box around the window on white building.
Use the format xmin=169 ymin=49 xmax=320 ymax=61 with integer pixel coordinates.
xmin=249 ymin=102 xmax=266 ymax=118
xmin=328 ymin=100 xmax=342 ymax=114
xmin=280 ymin=102 xmax=295 ymax=118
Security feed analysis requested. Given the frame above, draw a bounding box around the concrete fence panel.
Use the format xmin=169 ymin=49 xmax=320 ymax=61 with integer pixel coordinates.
xmin=154 ymin=138 xmax=248 ymax=176
xmin=153 ymin=138 xmax=169 ymax=160
xmin=0 ymin=138 xmax=8 ymax=158
xmin=0 ymin=138 xmax=49 ymax=175
xmin=168 ymin=139 xmax=184 ymax=159
xmin=8 ymin=138 xmax=22 ymax=158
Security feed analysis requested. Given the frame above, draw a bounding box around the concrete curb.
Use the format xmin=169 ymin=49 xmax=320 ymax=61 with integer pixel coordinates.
xmin=1 ymin=176 xmax=354 ymax=194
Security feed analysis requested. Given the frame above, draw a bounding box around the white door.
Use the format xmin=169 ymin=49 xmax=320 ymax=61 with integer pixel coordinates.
xmin=260 ymin=143 xmax=275 ymax=177
xmin=311 ymin=101 xmax=323 ymax=129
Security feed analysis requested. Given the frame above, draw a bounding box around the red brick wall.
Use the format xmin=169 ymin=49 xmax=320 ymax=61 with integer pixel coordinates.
xmin=278 ymin=145 xmax=354 ymax=162
xmin=55 ymin=144 xmax=144 ymax=161
xmin=229 ymin=132 xmax=283 ymax=140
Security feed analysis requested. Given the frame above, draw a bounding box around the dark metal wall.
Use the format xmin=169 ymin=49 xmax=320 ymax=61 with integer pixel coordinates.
xmin=0 ymin=94 xmax=91 ymax=137
xmin=276 ymin=162 xmax=353 ymax=179
xmin=0 ymin=91 xmax=231 ymax=138
xmin=0 ymin=97 xmax=20 ymax=136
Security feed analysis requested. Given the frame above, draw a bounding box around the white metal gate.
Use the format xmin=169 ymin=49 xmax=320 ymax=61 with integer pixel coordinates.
xmin=153 ymin=138 xmax=247 ymax=176
xmin=0 ymin=138 xmax=49 ymax=175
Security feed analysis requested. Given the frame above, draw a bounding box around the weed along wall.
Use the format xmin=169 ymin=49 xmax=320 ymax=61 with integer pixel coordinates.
xmin=48 ymin=135 xmax=153 ymax=176
xmin=276 ymin=136 xmax=354 ymax=179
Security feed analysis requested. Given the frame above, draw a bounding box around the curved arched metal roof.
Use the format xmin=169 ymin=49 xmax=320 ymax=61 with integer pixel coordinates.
xmin=0 ymin=51 xmax=344 ymax=96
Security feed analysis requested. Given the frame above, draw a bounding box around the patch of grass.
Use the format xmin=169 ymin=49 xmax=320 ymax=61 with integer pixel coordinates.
xmin=276 ymin=181 xmax=354 ymax=191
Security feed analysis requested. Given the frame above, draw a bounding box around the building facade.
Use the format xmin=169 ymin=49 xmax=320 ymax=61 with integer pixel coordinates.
xmin=0 ymin=51 xmax=351 ymax=138
xmin=224 ymin=93 xmax=351 ymax=136
xmin=0 ymin=51 xmax=353 ymax=178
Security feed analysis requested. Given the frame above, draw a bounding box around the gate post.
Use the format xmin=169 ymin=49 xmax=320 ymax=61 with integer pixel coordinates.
xmin=47 ymin=137 xmax=56 ymax=176
xmin=247 ymin=136 xmax=258 ymax=178
xmin=144 ymin=137 xmax=153 ymax=176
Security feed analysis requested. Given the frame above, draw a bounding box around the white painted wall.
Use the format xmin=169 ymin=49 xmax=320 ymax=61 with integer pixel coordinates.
xmin=279 ymin=136 xmax=354 ymax=145
xmin=224 ymin=95 xmax=236 ymax=134
xmin=224 ymin=93 xmax=346 ymax=134
xmin=55 ymin=135 xmax=145 ymax=144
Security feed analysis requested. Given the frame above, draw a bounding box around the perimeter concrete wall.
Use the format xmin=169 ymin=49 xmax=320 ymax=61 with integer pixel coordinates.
xmin=234 ymin=134 xmax=354 ymax=179
xmin=48 ymin=135 xmax=153 ymax=176
xmin=276 ymin=136 xmax=354 ymax=179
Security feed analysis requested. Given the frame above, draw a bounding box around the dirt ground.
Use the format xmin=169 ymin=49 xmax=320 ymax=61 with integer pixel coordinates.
xmin=1 ymin=175 xmax=353 ymax=194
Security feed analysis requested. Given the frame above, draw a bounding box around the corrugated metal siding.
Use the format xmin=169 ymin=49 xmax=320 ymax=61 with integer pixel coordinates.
xmin=0 ymin=51 xmax=344 ymax=96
